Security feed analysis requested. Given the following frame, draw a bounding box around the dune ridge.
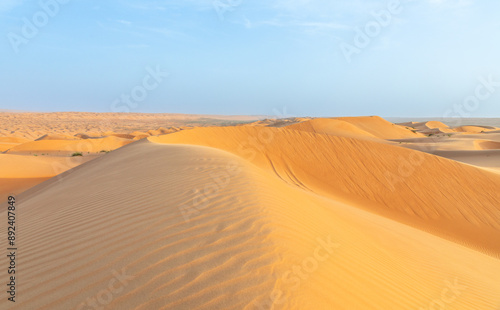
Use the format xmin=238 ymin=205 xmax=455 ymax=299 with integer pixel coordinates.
xmin=1 ymin=114 xmax=500 ymax=309
xmin=149 ymin=126 xmax=500 ymax=255
xmin=1 ymin=140 xmax=499 ymax=309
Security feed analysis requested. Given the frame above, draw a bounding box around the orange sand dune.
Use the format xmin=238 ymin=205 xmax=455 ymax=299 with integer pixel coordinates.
xmin=0 ymin=154 xmax=93 ymax=201
xmin=474 ymin=139 xmax=500 ymax=150
xmin=411 ymin=120 xmax=450 ymax=130
xmin=147 ymin=127 xmax=178 ymax=136
xmin=0 ymin=143 xmax=19 ymax=152
xmin=397 ymin=121 xmax=454 ymax=134
xmin=150 ymin=126 xmax=500 ymax=255
xmin=0 ymin=136 xmax=31 ymax=143
xmin=245 ymin=118 xmax=307 ymax=127
xmin=418 ymin=121 xmax=454 ymax=134
xmin=286 ymin=118 xmax=378 ymax=139
xmin=6 ymin=136 xmax=133 ymax=155
xmin=0 ymin=177 xmax=51 ymax=202
xmin=1 ymin=140 xmax=499 ymax=309
xmin=101 ymin=132 xmax=136 ymax=139
xmin=333 ymin=116 xmax=424 ymax=139
xmin=35 ymin=134 xmax=81 ymax=141
xmin=434 ymin=150 xmax=500 ymax=170
xmin=423 ymin=120 xmax=449 ymax=129
xmin=454 ymin=125 xmax=496 ymax=133
xmin=0 ymin=154 xmax=90 ymax=178
xmin=0 ymin=137 xmax=31 ymax=152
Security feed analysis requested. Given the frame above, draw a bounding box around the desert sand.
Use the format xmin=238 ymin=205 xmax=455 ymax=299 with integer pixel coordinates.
xmin=1 ymin=112 xmax=499 ymax=309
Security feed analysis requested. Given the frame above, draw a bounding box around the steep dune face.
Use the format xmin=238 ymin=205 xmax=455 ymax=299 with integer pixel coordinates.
xmin=150 ymin=126 xmax=500 ymax=255
xmin=2 ymin=140 xmax=499 ymax=310
xmin=286 ymin=118 xmax=378 ymax=139
xmin=333 ymin=116 xmax=424 ymax=139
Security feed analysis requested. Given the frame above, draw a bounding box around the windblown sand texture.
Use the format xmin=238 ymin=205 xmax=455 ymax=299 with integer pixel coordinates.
xmin=1 ymin=113 xmax=499 ymax=309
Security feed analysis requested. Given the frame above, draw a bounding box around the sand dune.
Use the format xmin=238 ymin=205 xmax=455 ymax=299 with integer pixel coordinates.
xmin=286 ymin=118 xmax=378 ymax=139
xmin=0 ymin=137 xmax=30 ymax=152
xmin=1 ymin=140 xmax=499 ymax=309
xmin=150 ymin=126 xmax=500 ymax=255
xmin=423 ymin=121 xmax=449 ymax=129
xmin=474 ymin=139 xmax=500 ymax=150
xmin=398 ymin=120 xmax=454 ymax=134
xmin=6 ymin=136 xmax=133 ymax=155
xmin=454 ymin=125 xmax=497 ymax=133
xmin=0 ymin=137 xmax=31 ymax=143
xmin=286 ymin=116 xmax=427 ymax=140
xmin=434 ymin=150 xmax=500 ymax=170
xmin=334 ymin=116 xmax=424 ymax=139
xmin=35 ymin=134 xmax=80 ymax=141
xmin=0 ymin=154 xmax=92 ymax=202
xmin=1 ymin=113 xmax=500 ymax=309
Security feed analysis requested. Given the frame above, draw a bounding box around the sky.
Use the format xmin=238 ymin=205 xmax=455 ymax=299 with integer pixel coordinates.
xmin=1 ymin=0 xmax=499 ymax=117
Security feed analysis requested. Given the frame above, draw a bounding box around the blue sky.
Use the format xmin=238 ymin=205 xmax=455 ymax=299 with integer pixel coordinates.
xmin=1 ymin=0 xmax=499 ymax=117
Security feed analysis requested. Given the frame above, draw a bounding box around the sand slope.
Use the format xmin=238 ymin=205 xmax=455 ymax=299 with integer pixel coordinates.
xmin=5 ymin=136 xmax=133 ymax=155
xmin=150 ymin=126 xmax=500 ymax=255
xmin=333 ymin=116 xmax=424 ymax=139
xmin=1 ymin=114 xmax=500 ymax=309
xmin=286 ymin=118 xmax=378 ymax=139
xmin=1 ymin=140 xmax=499 ymax=309
xmin=0 ymin=154 xmax=93 ymax=202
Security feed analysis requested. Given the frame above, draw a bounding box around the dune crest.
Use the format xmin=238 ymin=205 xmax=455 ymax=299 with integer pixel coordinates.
xmin=2 ymin=140 xmax=499 ymax=309
xmin=150 ymin=126 xmax=500 ymax=255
